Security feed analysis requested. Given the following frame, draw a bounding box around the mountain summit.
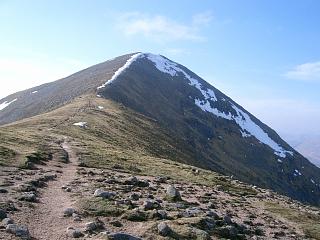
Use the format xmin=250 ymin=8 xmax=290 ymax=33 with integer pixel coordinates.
xmin=0 ymin=52 xmax=320 ymax=206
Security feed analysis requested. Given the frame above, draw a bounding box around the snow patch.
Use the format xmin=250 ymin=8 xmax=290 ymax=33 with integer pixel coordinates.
xmin=0 ymin=98 xmax=17 ymax=111
xmin=311 ymin=179 xmax=315 ymax=184
xmin=97 ymin=53 xmax=142 ymax=89
xmin=97 ymin=106 xmax=104 ymax=110
xmin=31 ymin=91 xmax=38 ymax=94
xmin=195 ymin=99 xmax=232 ymax=119
xmin=294 ymin=169 xmax=302 ymax=176
xmin=97 ymin=95 xmax=101 ymax=98
xmin=277 ymin=159 xmax=283 ymax=163
xmin=144 ymin=53 xmax=292 ymax=158
xmin=73 ymin=122 xmax=87 ymax=128
xmin=145 ymin=53 xmax=218 ymax=101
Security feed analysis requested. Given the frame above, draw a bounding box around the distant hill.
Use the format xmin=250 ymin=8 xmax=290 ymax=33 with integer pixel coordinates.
xmin=284 ymin=134 xmax=320 ymax=167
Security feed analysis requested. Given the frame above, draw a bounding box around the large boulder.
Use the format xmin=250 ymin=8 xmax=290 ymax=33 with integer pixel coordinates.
xmin=94 ymin=189 xmax=116 ymax=199
xmin=166 ymin=185 xmax=181 ymax=201
xmin=6 ymin=224 xmax=31 ymax=239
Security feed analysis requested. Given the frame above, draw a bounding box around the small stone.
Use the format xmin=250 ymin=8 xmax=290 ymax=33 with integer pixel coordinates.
xmin=0 ymin=209 xmax=7 ymax=220
xmin=107 ymin=232 xmax=142 ymax=240
xmin=158 ymin=222 xmax=171 ymax=236
xmin=125 ymin=176 xmax=139 ymax=185
xmin=154 ymin=176 xmax=167 ymax=183
xmin=66 ymin=187 xmax=72 ymax=192
xmin=191 ymin=227 xmax=210 ymax=240
xmin=137 ymin=180 xmax=149 ymax=188
xmin=216 ymin=226 xmax=238 ymax=238
xmin=94 ymin=189 xmax=116 ymax=199
xmin=6 ymin=224 xmax=30 ymax=239
xmin=18 ymin=192 xmax=37 ymax=202
xmin=66 ymin=227 xmax=84 ymax=238
xmin=0 ymin=188 xmax=8 ymax=193
xmin=129 ymin=193 xmax=140 ymax=201
xmin=63 ymin=207 xmax=76 ymax=217
xmin=143 ymin=200 xmax=160 ymax=210
xmin=110 ymin=220 xmax=123 ymax=227
xmin=206 ymin=211 xmax=219 ymax=219
xmin=2 ymin=217 xmax=14 ymax=226
xmin=223 ymin=215 xmax=233 ymax=224
xmin=166 ymin=185 xmax=181 ymax=201
xmin=85 ymin=221 xmax=97 ymax=232
xmin=157 ymin=210 xmax=168 ymax=219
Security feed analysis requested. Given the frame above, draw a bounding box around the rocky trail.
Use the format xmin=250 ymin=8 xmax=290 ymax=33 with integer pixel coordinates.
xmin=26 ymin=141 xmax=79 ymax=239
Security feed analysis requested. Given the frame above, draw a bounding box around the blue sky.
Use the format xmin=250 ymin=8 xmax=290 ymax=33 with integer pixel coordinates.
xmin=0 ymin=0 xmax=320 ymax=137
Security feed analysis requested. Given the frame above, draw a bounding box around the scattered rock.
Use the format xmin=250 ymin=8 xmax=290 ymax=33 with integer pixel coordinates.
xmin=85 ymin=221 xmax=97 ymax=232
xmin=166 ymin=185 xmax=181 ymax=201
xmin=216 ymin=225 xmax=238 ymax=238
xmin=154 ymin=176 xmax=167 ymax=183
xmin=110 ymin=220 xmax=123 ymax=227
xmin=66 ymin=227 xmax=84 ymax=238
xmin=191 ymin=227 xmax=210 ymax=240
xmin=2 ymin=217 xmax=14 ymax=226
xmin=0 ymin=209 xmax=7 ymax=220
xmin=129 ymin=193 xmax=140 ymax=201
xmin=158 ymin=222 xmax=171 ymax=236
xmin=157 ymin=210 xmax=168 ymax=219
xmin=223 ymin=215 xmax=233 ymax=224
xmin=137 ymin=180 xmax=149 ymax=188
xmin=84 ymin=219 xmax=104 ymax=232
xmin=94 ymin=189 xmax=116 ymax=199
xmin=63 ymin=207 xmax=76 ymax=217
xmin=143 ymin=200 xmax=160 ymax=210
xmin=107 ymin=232 xmax=142 ymax=240
xmin=0 ymin=188 xmax=8 ymax=193
xmin=18 ymin=192 xmax=37 ymax=202
xmin=124 ymin=176 xmax=139 ymax=185
xmin=6 ymin=224 xmax=30 ymax=239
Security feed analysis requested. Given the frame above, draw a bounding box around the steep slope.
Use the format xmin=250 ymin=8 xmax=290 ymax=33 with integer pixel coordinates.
xmin=1 ymin=52 xmax=320 ymax=207
xmin=97 ymin=53 xmax=320 ymax=205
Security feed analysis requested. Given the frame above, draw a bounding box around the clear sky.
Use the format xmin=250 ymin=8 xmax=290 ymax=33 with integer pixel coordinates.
xmin=0 ymin=0 xmax=320 ymax=137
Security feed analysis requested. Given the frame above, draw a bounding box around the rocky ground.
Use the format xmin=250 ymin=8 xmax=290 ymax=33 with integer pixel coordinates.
xmin=0 ymin=141 xmax=319 ymax=239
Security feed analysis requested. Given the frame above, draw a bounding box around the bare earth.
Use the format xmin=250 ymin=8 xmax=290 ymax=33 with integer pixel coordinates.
xmin=28 ymin=141 xmax=79 ymax=239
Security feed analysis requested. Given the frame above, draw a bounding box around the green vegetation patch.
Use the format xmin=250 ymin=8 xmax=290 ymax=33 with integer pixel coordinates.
xmin=77 ymin=198 xmax=124 ymax=217
xmin=0 ymin=146 xmax=16 ymax=166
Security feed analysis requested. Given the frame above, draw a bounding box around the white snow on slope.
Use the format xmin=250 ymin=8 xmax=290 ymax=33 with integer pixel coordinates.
xmin=294 ymin=169 xmax=302 ymax=176
xmin=31 ymin=91 xmax=38 ymax=94
xmin=145 ymin=53 xmax=292 ymax=158
xmin=0 ymin=98 xmax=17 ymax=111
xmin=145 ymin=53 xmax=218 ymax=101
xmin=97 ymin=53 xmax=142 ymax=89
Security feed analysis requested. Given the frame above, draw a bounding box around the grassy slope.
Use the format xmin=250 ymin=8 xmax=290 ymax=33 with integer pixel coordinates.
xmin=0 ymin=95 xmax=254 ymax=194
xmin=1 ymin=94 xmax=320 ymax=237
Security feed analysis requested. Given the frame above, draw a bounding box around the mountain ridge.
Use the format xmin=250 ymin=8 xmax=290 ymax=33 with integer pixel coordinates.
xmin=1 ymin=52 xmax=320 ymax=206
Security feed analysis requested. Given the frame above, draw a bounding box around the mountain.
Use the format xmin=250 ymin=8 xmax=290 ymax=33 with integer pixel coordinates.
xmin=1 ymin=52 xmax=320 ymax=208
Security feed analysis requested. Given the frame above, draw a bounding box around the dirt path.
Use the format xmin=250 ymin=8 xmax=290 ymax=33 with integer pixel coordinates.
xmin=27 ymin=140 xmax=80 ymax=239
